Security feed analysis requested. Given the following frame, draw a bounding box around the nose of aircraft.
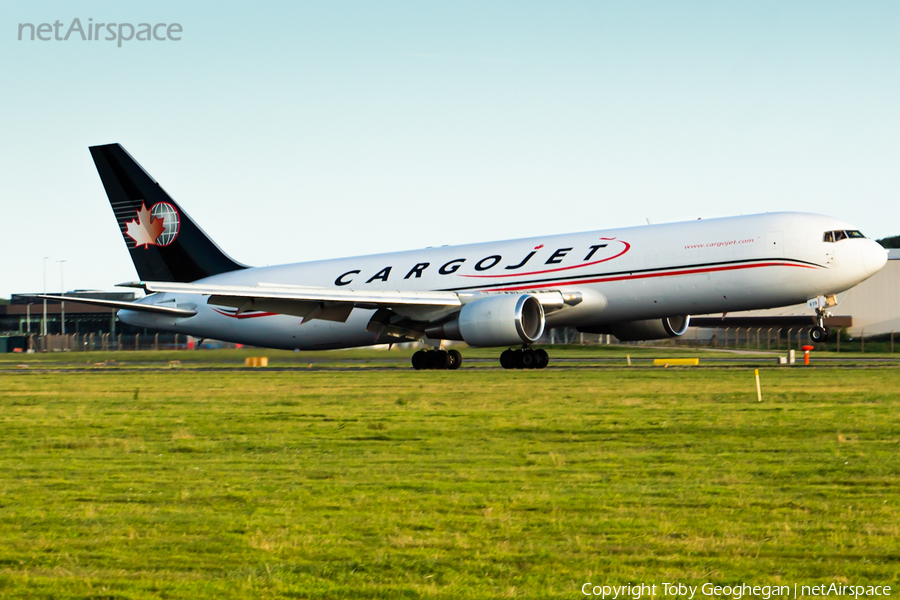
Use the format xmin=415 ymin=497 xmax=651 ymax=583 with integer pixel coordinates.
xmin=862 ymin=241 xmax=888 ymax=275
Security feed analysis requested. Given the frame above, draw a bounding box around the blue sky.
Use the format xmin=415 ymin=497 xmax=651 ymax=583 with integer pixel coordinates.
xmin=1 ymin=1 xmax=898 ymax=297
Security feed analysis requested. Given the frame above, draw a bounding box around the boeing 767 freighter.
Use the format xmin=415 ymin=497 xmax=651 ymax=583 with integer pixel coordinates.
xmin=41 ymin=144 xmax=889 ymax=369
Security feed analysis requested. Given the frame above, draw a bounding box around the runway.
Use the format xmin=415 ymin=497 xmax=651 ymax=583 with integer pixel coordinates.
xmin=3 ymin=354 xmax=899 ymax=373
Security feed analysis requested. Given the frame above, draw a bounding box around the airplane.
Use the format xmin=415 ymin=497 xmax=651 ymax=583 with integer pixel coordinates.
xmin=41 ymin=143 xmax=889 ymax=370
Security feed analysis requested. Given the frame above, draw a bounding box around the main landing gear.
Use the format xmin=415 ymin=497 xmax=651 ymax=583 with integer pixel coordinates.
xmin=810 ymin=308 xmax=830 ymax=343
xmin=410 ymin=347 xmax=551 ymax=370
xmin=500 ymin=348 xmax=549 ymax=369
xmin=412 ymin=349 xmax=462 ymax=370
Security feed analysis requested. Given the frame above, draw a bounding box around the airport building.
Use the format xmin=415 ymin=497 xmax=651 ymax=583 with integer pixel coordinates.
xmin=0 ymin=291 xmax=136 ymax=336
xmin=0 ymin=291 xmax=188 ymax=352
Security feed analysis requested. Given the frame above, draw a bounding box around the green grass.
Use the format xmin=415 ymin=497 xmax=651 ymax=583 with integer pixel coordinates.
xmin=1 ymin=360 xmax=898 ymax=598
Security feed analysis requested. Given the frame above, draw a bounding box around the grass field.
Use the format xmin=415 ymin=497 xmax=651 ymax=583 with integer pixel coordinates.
xmin=1 ymin=351 xmax=899 ymax=598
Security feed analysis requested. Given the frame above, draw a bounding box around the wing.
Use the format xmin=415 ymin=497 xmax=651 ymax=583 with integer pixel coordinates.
xmin=127 ymin=281 xmax=462 ymax=308
xmin=119 ymin=280 xmax=464 ymax=328
xmin=120 ymin=281 xmax=582 ymax=340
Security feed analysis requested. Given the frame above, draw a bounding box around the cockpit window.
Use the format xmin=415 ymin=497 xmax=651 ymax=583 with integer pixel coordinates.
xmin=823 ymin=229 xmax=867 ymax=242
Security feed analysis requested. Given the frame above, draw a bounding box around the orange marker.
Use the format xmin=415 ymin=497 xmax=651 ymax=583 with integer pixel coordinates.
xmin=802 ymin=345 xmax=814 ymax=365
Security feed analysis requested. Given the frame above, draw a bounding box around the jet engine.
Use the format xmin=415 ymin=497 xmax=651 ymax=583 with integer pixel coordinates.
xmin=425 ymin=294 xmax=545 ymax=347
xmin=578 ymin=315 xmax=691 ymax=342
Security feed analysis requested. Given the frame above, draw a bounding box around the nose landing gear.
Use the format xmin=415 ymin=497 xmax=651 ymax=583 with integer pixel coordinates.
xmin=810 ymin=307 xmax=830 ymax=342
xmin=500 ymin=347 xmax=549 ymax=369
xmin=810 ymin=325 xmax=829 ymax=342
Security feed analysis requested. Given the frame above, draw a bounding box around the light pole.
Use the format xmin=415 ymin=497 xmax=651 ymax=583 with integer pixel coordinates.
xmin=58 ymin=260 xmax=67 ymax=335
xmin=42 ymin=256 xmax=49 ymax=336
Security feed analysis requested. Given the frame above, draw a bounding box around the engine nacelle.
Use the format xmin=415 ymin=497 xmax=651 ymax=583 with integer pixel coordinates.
xmin=425 ymin=294 xmax=545 ymax=347
xmin=610 ymin=315 xmax=691 ymax=341
xmin=579 ymin=315 xmax=691 ymax=341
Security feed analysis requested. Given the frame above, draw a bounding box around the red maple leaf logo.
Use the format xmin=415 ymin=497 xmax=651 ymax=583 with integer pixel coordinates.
xmin=124 ymin=203 xmax=166 ymax=248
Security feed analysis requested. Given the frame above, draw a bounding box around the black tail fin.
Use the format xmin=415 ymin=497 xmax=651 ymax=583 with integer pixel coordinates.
xmin=89 ymin=143 xmax=247 ymax=282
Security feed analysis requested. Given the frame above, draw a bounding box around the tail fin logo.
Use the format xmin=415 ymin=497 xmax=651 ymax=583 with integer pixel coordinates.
xmin=124 ymin=202 xmax=180 ymax=248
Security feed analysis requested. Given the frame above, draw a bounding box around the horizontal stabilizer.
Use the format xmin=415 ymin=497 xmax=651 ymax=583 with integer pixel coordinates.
xmin=36 ymin=295 xmax=197 ymax=317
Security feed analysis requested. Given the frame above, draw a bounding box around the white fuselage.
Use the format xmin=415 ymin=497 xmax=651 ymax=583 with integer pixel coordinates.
xmin=121 ymin=212 xmax=887 ymax=349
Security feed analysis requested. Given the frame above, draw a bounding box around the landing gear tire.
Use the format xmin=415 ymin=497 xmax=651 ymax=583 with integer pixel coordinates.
xmin=521 ymin=350 xmax=536 ymax=369
xmin=429 ymin=350 xmax=450 ymax=370
xmin=512 ymin=349 xmax=525 ymax=369
xmin=500 ymin=348 xmax=549 ymax=369
xmin=412 ymin=349 xmax=458 ymax=370
xmin=810 ymin=326 xmax=829 ymax=343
